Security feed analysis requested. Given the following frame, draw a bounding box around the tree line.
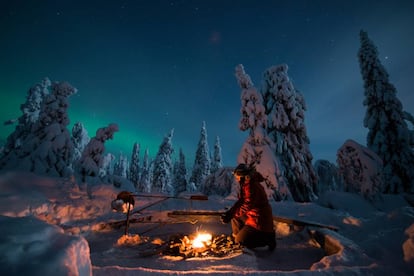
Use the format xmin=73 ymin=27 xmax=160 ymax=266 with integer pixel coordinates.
xmin=1 ymin=30 xmax=413 ymax=201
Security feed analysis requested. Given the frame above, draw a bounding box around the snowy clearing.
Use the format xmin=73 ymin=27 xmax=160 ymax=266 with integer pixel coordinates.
xmin=0 ymin=171 xmax=413 ymax=275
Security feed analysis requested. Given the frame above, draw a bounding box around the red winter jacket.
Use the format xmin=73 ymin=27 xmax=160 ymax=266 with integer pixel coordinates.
xmin=229 ymin=172 xmax=274 ymax=233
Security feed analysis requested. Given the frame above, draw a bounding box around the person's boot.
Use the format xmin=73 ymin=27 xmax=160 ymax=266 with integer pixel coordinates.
xmin=267 ymin=232 xmax=276 ymax=251
xmin=268 ymin=238 xmax=276 ymax=251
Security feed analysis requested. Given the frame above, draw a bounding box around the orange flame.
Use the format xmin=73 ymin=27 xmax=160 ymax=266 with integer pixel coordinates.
xmin=192 ymin=232 xmax=212 ymax=248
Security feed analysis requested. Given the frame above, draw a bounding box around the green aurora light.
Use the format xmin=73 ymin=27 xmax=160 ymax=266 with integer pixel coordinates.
xmin=0 ymin=94 xmax=162 ymax=160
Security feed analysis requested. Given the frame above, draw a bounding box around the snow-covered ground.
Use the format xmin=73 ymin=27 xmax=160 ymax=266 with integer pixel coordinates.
xmin=0 ymin=171 xmax=413 ymax=275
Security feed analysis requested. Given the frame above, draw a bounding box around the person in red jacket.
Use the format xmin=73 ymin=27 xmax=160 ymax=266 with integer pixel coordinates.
xmin=221 ymin=163 xmax=276 ymax=251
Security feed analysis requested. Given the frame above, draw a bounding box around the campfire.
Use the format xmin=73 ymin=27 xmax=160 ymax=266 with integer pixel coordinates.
xmin=163 ymin=231 xmax=241 ymax=259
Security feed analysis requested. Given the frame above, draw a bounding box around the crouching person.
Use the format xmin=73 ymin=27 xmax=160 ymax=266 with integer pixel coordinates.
xmin=221 ymin=163 xmax=276 ymax=251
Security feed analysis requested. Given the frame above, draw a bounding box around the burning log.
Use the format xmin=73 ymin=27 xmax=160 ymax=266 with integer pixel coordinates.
xmin=163 ymin=232 xmax=242 ymax=259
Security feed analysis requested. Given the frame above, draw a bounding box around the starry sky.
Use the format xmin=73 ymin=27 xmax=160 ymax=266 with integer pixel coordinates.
xmin=1 ymin=0 xmax=413 ymax=166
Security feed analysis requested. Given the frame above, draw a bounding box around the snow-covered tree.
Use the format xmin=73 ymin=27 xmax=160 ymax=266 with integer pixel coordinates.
xmin=113 ymin=153 xmax=128 ymax=178
xmin=235 ymin=64 xmax=291 ymax=201
xmin=201 ymin=167 xmax=234 ymax=196
xmin=211 ymin=136 xmax=223 ymax=173
xmin=337 ymin=139 xmax=384 ymax=200
xmin=313 ymin=159 xmax=343 ymax=195
xmin=404 ymin=111 xmax=414 ymax=150
xmin=262 ymin=64 xmax=317 ymax=202
xmin=0 ymin=145 xmax=4 ymax=158
xmin=71 ymin=122 xmax=90 ymax=163
xmin=358 ymin=30 xmax=414 ymax=193
xmin=19 ymin=78 xmax=51 ymax=125
xmin=78 ymin=123 xmax=119 ymax=181
xmin=129 ymin=142 xmax=140 ymax=188
xmin=152 ymin=129 xmax=174 ymax=194
xmin=0 ymin=79 xmax=50 ymax=164
xmin=101 ymin=153 xmax=115 ymax=177
xmin=172 ymin=148 xmax=187 ymax=195
xmin=1 ymin=78 xmax=51 ymax=163
xmin=138 ymin=149 xmax=152 ymax=192
xmin=189 ymin=121 xmax=211 ymax=191
xmin=0 ymin=80 xmax=76 ymax=177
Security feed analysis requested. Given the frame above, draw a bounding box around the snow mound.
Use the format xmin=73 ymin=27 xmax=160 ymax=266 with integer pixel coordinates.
xmin=0 ymin=171 xmax=123 ymax=228
xmin=316 ymin=191 xmax=378 ymax=218
xmin=0 ymin=215 xmax=91 ymax=275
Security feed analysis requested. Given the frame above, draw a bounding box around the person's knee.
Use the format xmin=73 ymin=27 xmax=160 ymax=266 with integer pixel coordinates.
xmin=234 ymin=225 xmax=255 ymax=245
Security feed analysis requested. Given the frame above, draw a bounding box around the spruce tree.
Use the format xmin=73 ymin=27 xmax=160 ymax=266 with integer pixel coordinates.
xmin=72 ymin=122 xmax=90 ymax=163
xmin=78 ymin=123 xmax=119 ymax=180
xmin=358 ymin=30 xmax=414 ymax=193
xmin=113 ymin=153 xmax=128 ymax=178
xmin=189 ymin=121 xmax=211 ymax=190
xmin=235 ymin=64 xmax=291 ymax=200
xmin=129 ymin=142 xmax=140 ymax=188
xmin=0 ymin=80 xmax=76 ymax=177
xmin=404 ymin=111 xmax=414 ymax=149
xmin=101 ymin=153 xmax=115 ymax=177
xmin=262 ymin=64 xmax=317 ymax=202
xmin=337 ymin=139 xmax=384 ymax=200
xmin=211 ymin=136 xmax=223 ymax=173
xmin=0 ymin=78 xmax=50 ymax=166
xmin=139 ymin=149 xmax=152 ymax=192
xmin=173 ymin=148 xmax=187 ymax=195
xmin=152 ymin=129 xmax=174 ymax=194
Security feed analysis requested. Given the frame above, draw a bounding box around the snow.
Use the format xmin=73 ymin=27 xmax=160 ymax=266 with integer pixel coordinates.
xmin=0 ymin=215 xmax=91 ymax=275
xmin=0 ymin=171 xmax=413 ymax=275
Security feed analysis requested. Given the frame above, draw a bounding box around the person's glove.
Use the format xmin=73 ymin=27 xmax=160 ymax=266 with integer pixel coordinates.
xmin=220 ymin=211 xmax=232 ymax=224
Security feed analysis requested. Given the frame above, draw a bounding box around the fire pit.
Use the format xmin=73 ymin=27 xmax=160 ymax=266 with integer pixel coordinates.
xmin=163 ymin=232 xmax=242 ymax=259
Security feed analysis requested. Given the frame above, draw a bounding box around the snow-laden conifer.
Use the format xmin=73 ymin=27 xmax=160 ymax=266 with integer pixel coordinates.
xmin=313 ymin=159 xmax=343 ymax=195
xmin=129 ymin=142 xmax=140 ymax=188
xmin=0 ymin=80 xmax=76 ymax=177
xmin=71 ymin=122 xmax=90 ymax=163
xmin=201 ymin=167 xmax=234 ymax=196
xmin=358 ymin=30 xmax=414 ymax=193
xmin=78 ymin=124 xmax=119 ymax=181
xmin=404 ymin=111 xmax=414 ymax=149
xmin=189 ymin=121 xmax=211 ymax=191
xmin=21 ymin=78 xmax=51 ymax=124
xmin=113 ymin=153 xmax=128 ymax=178
xmin=173 ymin=148 xmax=187 ymax=195
xmin=337 ymin=139 xmax=384 ymax=200
xmin=138 ymin=149 xmax=152 ymax=192
xmin=152 ymin=129 xmax=174 ymax=194
xmin=101 ymin=153 xmax=115 ymax=177
xmin=235 ymin=64 xmax=291 ymax=200
xmin=0 ymin=78 xmax=50 ymax=163
xmin=211 ymin=136 xmax=223 ymax=173
xmin=262 ymin=64 xmax=317 ymax=202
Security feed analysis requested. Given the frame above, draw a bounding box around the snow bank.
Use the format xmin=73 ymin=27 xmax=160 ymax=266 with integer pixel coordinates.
xmin=0 ymin=171 xmax=413 ymax=275
xmin=0 ymin=171 xmax=123 ymax=228
xmin=0 ymin=215 xmax=92 ymax=275
xmin=309 ymin=228 xmax=374 ymax=270
xmin=316 ymin=191 xmax=378 ymax=218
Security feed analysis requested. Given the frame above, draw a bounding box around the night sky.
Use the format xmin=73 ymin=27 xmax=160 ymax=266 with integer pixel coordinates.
xmin=1 ymin=0 xmax=413 ymax=166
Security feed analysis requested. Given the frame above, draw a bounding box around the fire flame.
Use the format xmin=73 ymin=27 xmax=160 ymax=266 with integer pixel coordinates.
xmin=191 ymin=232 xmax=212 ymax=248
